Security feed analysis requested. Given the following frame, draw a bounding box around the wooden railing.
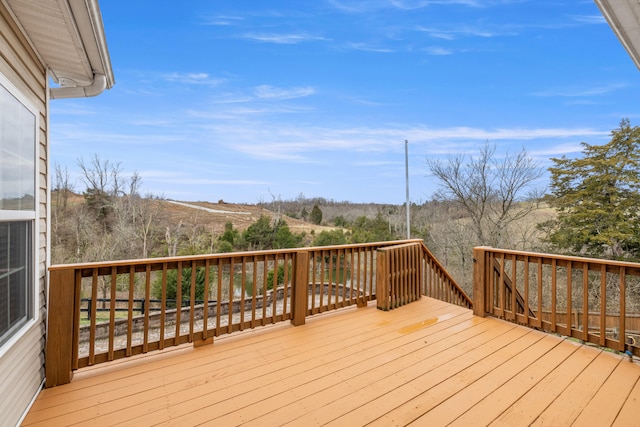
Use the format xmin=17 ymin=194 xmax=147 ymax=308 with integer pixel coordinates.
xmin=376 ymin=243 xmax=422 ymax=310
xmin=473 ymin=247 xmax=640 ymax=357
xmin=421 ymin=242 xmax=473 ymax=308
xmin=46 ymin=239 xmax=470 ymax=387
xmin=376 ymin=242 xmax=472 ymax=310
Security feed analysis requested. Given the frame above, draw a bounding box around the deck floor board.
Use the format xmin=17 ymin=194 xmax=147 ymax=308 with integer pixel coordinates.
xmin=22 ymin=297 xmax=640 ymax=426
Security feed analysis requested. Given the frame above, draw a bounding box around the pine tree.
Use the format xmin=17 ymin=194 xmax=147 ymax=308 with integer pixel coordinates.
xmin=310 ymin=205 xmax=323 ymax=225
xmin=544 ymin=118 xmax=640 ymax=259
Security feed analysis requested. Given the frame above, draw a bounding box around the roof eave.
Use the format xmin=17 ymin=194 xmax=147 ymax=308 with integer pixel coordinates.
xmin=4 ymin=0 xmax=114 ymax=99
xmin=595 ymin=0 xmax=640 ymax=71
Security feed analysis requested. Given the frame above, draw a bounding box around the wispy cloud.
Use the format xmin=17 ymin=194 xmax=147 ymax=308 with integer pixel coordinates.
xmin=163 ymin=72 xmax=226 ymax=86
xmin=416 ymin=25 xmax=502 ymax=39
xmin=531 ymin=83 xmax=627 ymax=97
xmin=423 ymin=46 xmax=454 ymax=55
xmin=571 ymin=14 xmax=606 ymax=24
xmin=327 ymin=0 xmax=514 ymax=13
xmin=529 ymin=142 xmax=585 ymax=158
xmin=202 ymin=121 xmax=609 ymax=162
xmin=254 ymin=85 xmax=316 ymax=100
xmin=201 ymin=15 xmax=244 ymax=26
xmin=240 ymin=33 xmax=327 ymax=44
xmin=345 ymin=42 xmax=395 ymax=53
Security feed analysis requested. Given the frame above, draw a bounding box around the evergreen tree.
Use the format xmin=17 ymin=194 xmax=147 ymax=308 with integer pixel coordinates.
xmin=220 ymin=221 xmax=238 ymax=247
xmin=243 ymin=215 xmax=273 ymax=250
xmin=544 ymin=119 xmax=640 ymax=259
xmin=273 ymin=219 xmax=303 ymax=249
xmin=310 ymin=204 xmax=323 ymax=225
xmin=152 ymin=267 xmax=206 ymax=303
xmin=350 ymin=212 xmax=396 ymax=243
xmin=313 ymin=229 xmax=347 ymax=246
xmin=242 ymin=215 xmax=304 ymax=250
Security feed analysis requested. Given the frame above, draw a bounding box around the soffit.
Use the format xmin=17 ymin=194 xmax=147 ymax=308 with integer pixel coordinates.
xmin=4 ymin=0 xmax=114 ymax=88
xmin=595 ymin=0 xmax=640 ymax=71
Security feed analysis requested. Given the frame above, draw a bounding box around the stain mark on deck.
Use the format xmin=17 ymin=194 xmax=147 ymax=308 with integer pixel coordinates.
xmin=399 ymin=318 xmax=438 ymax=334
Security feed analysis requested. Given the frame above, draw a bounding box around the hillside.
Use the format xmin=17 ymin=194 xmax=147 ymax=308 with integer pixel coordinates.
xmin=159 ymin=200 xmax=336 ymax=235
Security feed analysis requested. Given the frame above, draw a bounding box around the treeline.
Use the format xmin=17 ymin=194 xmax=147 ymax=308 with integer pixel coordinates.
xmin=50 ymin=155 xmax=406 ymax=266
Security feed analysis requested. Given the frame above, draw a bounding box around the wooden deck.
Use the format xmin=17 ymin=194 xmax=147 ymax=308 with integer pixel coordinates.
xmin=23 ymin=297 xmax=640 ymax=426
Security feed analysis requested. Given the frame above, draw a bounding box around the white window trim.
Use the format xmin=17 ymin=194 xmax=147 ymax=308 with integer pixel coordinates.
xmin=0 ymin=70 xmax=40 ymax=359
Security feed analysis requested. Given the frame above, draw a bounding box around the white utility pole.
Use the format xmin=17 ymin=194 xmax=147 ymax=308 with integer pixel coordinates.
xmin=405 ymin=139 xmax=410 ymax=239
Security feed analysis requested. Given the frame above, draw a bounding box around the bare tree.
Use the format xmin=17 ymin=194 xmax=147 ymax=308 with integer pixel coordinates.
xmin=53 ymin=163 xmax=74 ymax=210
xmin=77 ymin=154 xmax=120 ymax=195
xmin=427 ymin=142 xmax=543 ymax=247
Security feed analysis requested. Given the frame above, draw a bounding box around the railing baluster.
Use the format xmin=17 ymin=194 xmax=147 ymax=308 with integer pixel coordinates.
xmin=486 ymin=252 xmax=493 ymax=315
xmin=203 ymin=259 xmax=210 ymax=342
xmin=88 ymin=270 xmax=98 ymax=365
xmin=269 ymin=255 xmax=276 ymax=323
xmin=551 ymin=258 xmax=557 ymax=332
xmin=620 ymin=266 xmax=626 ymax=352
xmin=160 ymin=263 xmax=167 ymax=349
xmin=498 ymin=253 xmax=505 ymax=318
xmin=510 ymin=254 xmax=517 ymax=321
xmin=73 ymin=270 xmax=81 ymax=371
xmin=143 ymin=265 xmax=151 ymax=352
xmin=216 ymin=258 xmax=223 ymax=337
xmin=328 ymin=250 xmax=334 ymax=310
xmin=229 ymin=257 xmax=235 ymax=333
xmin=600 ymin=264 xmax=606 ymax=346
xmin=284 ymin=253 xmax=290 ymax=317
xmin=175 ymin=262 xmax=182 ymax=344
xmin=310 ymin=250 xmax=317 ymax=313
xmin=369 ymin=248 xmax=374 ymax=297
xmin=582 ymin=263 xmax=589 ymax=342
xmin=537 ymin=258 xmax=542 ymax=329
xmin=399 ymin=248 xmax=404 ymax=304
xmin=125 ymin=266 xmax=134 ymax=356
xmin=240 ymin=257 xmax=246 ymax=329
xmin=337 ymin=250 xmax=343 ymax=307
xmin=189 ymin=260 xmax=196 ymax=341
xmin=566 ymin=261 xmax=572 ymax=337
xmin=356 ymin=248 xmax=363 ymax=306
xmin=523 ymin=256 xmax=530 ymax=326
xmin=349 ymin=248 xmax=355 ymax=304
xmin=251 ymin=256 xmax=257 ymax=328
xmin=108 ymin=266 xmax=117 ymax=360
xmin=260 ymin=255 xmax=269 ymax=326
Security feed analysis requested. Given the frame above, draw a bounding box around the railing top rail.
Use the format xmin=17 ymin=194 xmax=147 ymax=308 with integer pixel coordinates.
xmin=49 ymin=239 xmax=425 ymax=272
xmin=376 ymin=241 xmax=423 ymax=251
xmin=475 ymin=246 xmax=640 ymax=270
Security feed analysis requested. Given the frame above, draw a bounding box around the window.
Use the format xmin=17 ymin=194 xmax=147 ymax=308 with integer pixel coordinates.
xmin=0 ymin=72 xmax=37 ymax=351
xmin=0 ymin=222 xmax=32 ymax=346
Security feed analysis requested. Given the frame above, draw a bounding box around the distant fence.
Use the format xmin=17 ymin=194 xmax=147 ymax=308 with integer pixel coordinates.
xmin=81 ymin=298 xmax=206 ymax=320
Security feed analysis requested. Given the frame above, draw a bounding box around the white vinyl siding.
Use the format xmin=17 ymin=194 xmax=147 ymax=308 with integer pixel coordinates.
xmin=0 ymin=2 xmax=47 ymax=425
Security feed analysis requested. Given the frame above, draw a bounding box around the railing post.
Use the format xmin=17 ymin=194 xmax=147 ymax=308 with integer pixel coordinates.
xmin=292 ymin=251 xmax=309 ymax=326
xmin=46 ymin=268 xmax=77 ymax=387
xmin=376 ymin=248 xmax=389 ymax=310
xmin=473 ymin=247 xmax=489 ymax=318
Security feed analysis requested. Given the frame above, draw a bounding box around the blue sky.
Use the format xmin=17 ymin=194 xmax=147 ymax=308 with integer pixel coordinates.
xmin=50 ymin=0 xmax=640 ymax=204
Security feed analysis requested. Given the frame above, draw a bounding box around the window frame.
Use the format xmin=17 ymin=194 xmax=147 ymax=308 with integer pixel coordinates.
xmin=0 ymin=70 xmax=40 ymax=357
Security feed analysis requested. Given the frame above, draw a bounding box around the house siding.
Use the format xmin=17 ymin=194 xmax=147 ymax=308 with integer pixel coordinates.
xmin=0 ymin=2 xmax=48 ymax=425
